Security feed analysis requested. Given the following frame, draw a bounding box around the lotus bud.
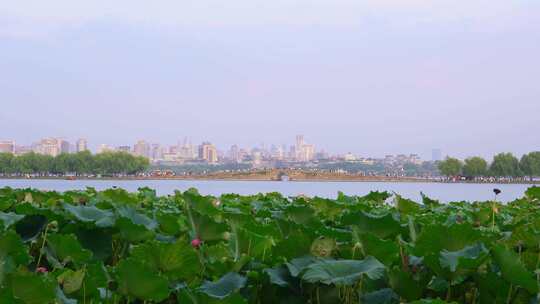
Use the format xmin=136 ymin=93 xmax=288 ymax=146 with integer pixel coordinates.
xmin=191 ymin=238 xmax=202 ymax=248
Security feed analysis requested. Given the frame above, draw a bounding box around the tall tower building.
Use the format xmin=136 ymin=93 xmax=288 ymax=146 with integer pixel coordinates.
xmin=296 ymin=135 xmax=304 ymax=149
xmin=59 ymin=139 xmax=70 ymax=154
xmin=76 ymin=138 xmax=88 ymax=153
xmin=133 ymin=140 xmax=150 ymax=158
xmin=151 ymin=144 xmax=164 ymax=160
xmin=199 ymin=142 xmax=218 ymax=163
xmin=229 ymin=145 xmax=240 ymax=163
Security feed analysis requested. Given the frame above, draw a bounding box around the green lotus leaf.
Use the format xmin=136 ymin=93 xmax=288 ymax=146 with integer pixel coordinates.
xmin=0 ymin=212 xmax=24 ymax=230
xmin=421 ymin=192 xmax=441 ymax=207
xmin=284 ymin=204 xmax=315 ymax=225
xmin=55 ymin=287 xmax=77 ymax=304
xmin=14 ymin=214 xmax=48 ymax=242
xmin=156 ymin=212 xmax=182 ymax=235
xmin=439 ymin=242 xmax=488 ymax=272
xmin=427 ymin=276 xmax=449 ymax=292
xmin=0 ymin=230 xmax=31 ymax=266
xmin=11 ymin=271 xmax=56 ymax=304
xmin=78 ymin=262 xmax=108 ymax=299
xmin=100 ymin=188 xmax=137 ymax=205
xmin=491 ymin=244 xmax=538 ymax=293
xmin=116 ymin=206 xmax=157 ymax=230
xmin=476 ymin=271 xmax=511 ymax=303
xmin=414 ymin=223 xmax=481 ymax=256
xmin=409 ymin=300 xmax=458 ymax=304
xmin=115 ymin=217 xmax=155 ymax=242
xmin=273 ymin=231 xmax=313 ymax=260
xmin=360 ymin=288 xmax=399 ymax=304
xmin=301 ymin=256 xmax=385 ymax=285
xmin=310 ymin=198 xmax=343 ymax=220
xmin=47 ymin=234 xmax=92 ymax=265
xmin=525 ymin=186 xmax=540 ymax=200
xmin=130 ymin=240 xmax=201 ymax=281
xmin=396 ymin=194 xmax=422 ymax=215
xmin=57 ymin=269 xmax=85 ymax=294
xmin=359 ymin=232 xmax=400 ymax=266
xmin=198 ymin=272 xmax=247 ymax=299
xmin=230 ymin=226 xmax=275 ymax=260
xmin=264 ymin=266 xmax=292 ymax=287
xmin=341 ymin=210 xmax=401 ymax=239
xmin=73 ymin=228 xmax=113 ymax=262
xmin=388 ymin=268 xmax=424 ymax=301
xmin=359 ymin=191 xmax=392 ymax=204
xmin=63 ymin=203 xmax=115 ymax=227
xmin=116 ymin=258 xmax=169 ymax=302
xmin=286 ymin=256 xmax=317 ymax=277
xmin=184 ymin=190 xmax=221 ymax=217
xmin=192 ymin=213 xmax=229 ymax=241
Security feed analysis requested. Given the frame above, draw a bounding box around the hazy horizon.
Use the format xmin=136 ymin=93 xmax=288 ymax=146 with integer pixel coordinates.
xmin=1 ymin=1 xmax=539 ymax=160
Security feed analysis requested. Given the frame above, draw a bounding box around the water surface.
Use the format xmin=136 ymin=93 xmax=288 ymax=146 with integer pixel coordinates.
xmin=0 ymin=179 xmax=532 ymax=202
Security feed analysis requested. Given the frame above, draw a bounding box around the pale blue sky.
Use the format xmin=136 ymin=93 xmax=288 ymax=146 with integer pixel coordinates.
xmin=1 ymin=1 xmax=539 ymax=159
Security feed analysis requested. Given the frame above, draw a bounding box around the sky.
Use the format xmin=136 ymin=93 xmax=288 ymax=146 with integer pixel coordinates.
xmin=1 ymin=0 xmax=539 ymax=159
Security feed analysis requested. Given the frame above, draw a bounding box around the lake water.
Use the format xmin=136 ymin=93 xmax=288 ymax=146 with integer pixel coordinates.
xmin=0 ymin=179 xmax=534 ymax=202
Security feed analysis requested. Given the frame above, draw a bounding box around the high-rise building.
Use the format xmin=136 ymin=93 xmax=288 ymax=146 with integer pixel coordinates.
xmin=151 ymin=144 xmax=164 ymax=160
xmin=229 ymin=145 xmax=240 ymax=163
xmin=59 ymin=139 xmax=70 ymax=154
xmin=0 ymin=140 xmax=15 ymax=153
xmin=296 ymin=135 xmax=304 ymax=149
xmin=298 ymin=144 xmax=315 ymax=162
xmin=178 ymin=139 xmax=196 ymax=160
xmin=14 ymin=145 xmax=32 ymax=156
xmin=199 ymin=142 xmax=218 ymax=163
xmin=432 ymin=149 xmax=442 ymax=162
xmin=76 ymin=138 xmax=88 ymax=153
xmin=35 ymin=138 xmax=69 ymax=157
xmin=133 ymin=140 xmax=150 ymax=158
xmin=97 ymin=144 xmax=114 ymax=154
xmin=270 ymin=144 xmax=284 ymax=160
xmin=408 ymin=154 xmax=423 ymax=165
xmin=117 ymin=146 xmax=131 ymax=153
xmin=294 ymin=135 xmax=315 ymax=162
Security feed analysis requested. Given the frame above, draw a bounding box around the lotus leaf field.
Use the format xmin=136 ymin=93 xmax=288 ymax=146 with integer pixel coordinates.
xmin=2 ymin=186 xmax=540 ymax=303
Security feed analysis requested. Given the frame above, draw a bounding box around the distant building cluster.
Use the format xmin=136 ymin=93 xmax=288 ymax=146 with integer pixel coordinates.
xmin=0 ymin=138 xmax=83 ymax=157
xmin=0 ymin=136 xmax=439 ymax=175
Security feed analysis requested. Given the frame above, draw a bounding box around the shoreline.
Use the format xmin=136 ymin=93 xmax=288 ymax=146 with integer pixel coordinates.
xmin=0 ymin=176 xmax=538 ymax=185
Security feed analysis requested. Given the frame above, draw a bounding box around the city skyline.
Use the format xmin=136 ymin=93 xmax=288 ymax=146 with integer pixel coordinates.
xmin=3 ymin=133 xmax=539 ymax=163
xmin=0 ymin=135 xmax=431 ymax=162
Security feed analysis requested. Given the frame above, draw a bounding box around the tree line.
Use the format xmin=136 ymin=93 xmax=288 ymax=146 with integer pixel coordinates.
xmin=0 ymin=151 xmax=149 ymax=176
xmin=438 ymin=152 xmax=540 ymax=179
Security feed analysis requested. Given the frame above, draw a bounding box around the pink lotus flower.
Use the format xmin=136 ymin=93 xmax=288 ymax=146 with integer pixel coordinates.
xmin=191 ymin=238 xmax=202 ymax=248
xmin=36 ymin=267 xmax=48 ymax=273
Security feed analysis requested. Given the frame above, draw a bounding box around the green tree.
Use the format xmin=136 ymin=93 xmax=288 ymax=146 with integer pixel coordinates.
xmin=94 ymin=152 xmax=149 ymax=175
xmin=11 ymin=152 xmax=51 ymax=175
xmin=437 ymin=157 xmax=462 ymax=177
xmin=520 ymin=152 xmax=540 ymax=178
xmin=0 ymin=152 xmax=14 ymax=174
xmin=462 ymin=156 xmax=488 ymax=178
xmin=52 ymin=153 xmax=71 ymax=174
xmin=490 ymin=152 xmax=521 ymax=177
xmin=73 ymin=151 xmax=95 ymax=175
